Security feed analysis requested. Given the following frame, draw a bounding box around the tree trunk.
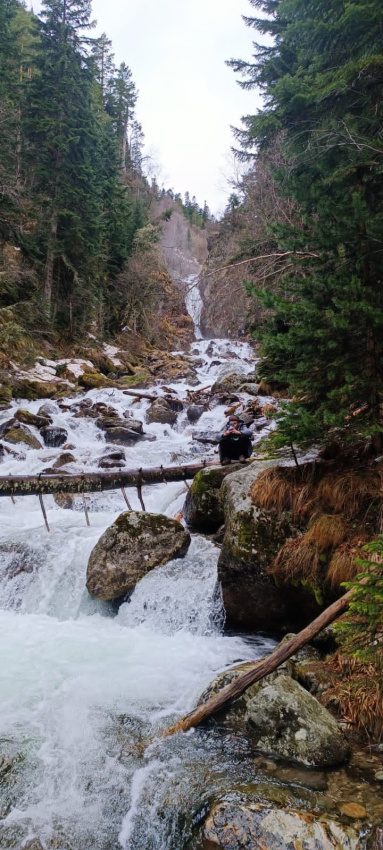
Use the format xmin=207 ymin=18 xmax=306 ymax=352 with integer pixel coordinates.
xmin=45 ymin=205 xmax=58 ymax=305
xmin=165 ymin=591 xmax=352 ymax=736
xmin=0 ymin=461 xmax=218 ymax=498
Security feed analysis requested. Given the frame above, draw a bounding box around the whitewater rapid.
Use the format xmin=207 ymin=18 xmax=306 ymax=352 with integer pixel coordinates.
xmin=0 ymin=332 xmax=276 ymax=850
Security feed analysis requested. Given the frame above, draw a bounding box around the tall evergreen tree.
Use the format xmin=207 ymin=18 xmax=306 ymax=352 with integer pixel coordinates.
xmin=230 ymin=0 xmax=383 ymax=450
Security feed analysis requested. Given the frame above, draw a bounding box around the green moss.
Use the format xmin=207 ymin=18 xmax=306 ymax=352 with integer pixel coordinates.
xmin=13 ymin=379 xmax=57 ymax=400
xmin=4 ymin=427 xmax=42 ymax=449
xmin=0 ymin=384 xmax=12 ymax=404
xmin=114 ymin=511 xmax=180 ymax=537
xmin=117 ymin=371 xmax=148 ymax=388
xmin=78 ymin=371 xmax=111 ymax=389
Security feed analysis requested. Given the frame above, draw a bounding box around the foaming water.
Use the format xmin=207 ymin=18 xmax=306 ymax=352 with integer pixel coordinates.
xmin=0 ymin=336 xmax=278 ymax=849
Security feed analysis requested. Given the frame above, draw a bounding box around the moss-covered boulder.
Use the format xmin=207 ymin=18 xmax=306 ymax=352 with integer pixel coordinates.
xmin=86 ymin=511 xmax=191 ymax=600
xmin=203 ymin=802 xmax=359 ymax=849
xmin=218 ymin=462 xmax=290 ymax=631
xmin=183 ymin=464 xmax=242 ymax=533
xmin=0 ymin=384 xmax=12 ymax=406
xmin=12 ymin=379 xmax=58 ymax=400
xmin=3 ymin=426 xmax=42 ymax=450
xmin=78 ymin=371 xmax=111 ymax=390
xmin=200 ymin=664 xmax=350 ymax=768
xmin=218 ymin=463 xmax=323 ymax=632
xmin=14 ymin=408 xmax=51 ymax=428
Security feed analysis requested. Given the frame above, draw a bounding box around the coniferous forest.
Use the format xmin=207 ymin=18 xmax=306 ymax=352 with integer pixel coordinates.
xmin=0 ymin=0 xmax=154 ymax=347
xmin=227 ymin=0 xmax=383 ymax=453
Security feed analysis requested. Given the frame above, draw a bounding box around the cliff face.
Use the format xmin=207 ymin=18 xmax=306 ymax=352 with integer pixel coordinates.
xmin=199 ymin=222 xmax=253 ymax=338
xmin=156 ymin=197 xmax=208 ymax=283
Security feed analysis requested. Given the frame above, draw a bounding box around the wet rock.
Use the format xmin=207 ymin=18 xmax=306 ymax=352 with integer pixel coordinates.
xmin=245 ymin=675 xmax=350 ymax=768
xmin=40 ymin=426 xmax=68 ymax=447
xmin=86 ymin=511 xmax=191 ymax=600
xmin=102 ymin=426 xmax=145 ymax=446
xmin=37 ymin=402 xmax=58 ymax=418
xmin=211 ymin=370 xmax=247 ymax=394
xmin=3 ymin=425 xmax=42 ymax=450
xmin=203 ymin=801 xmax=360 ymax=850
xmin=183 ymin=465 xmax=241 ymax=533
xmin=146 ymin=398 xmax=177 ymax=425
xmin=186 ymin=404 xmax=205 ymax=423
xmin=239 ymin=382 xmax=260 ymax=395
xmin=97 ymin=416 xmax=143 ymax=434
xmin=98 ymin=449 xmax=126 ymax=469
xmin=54 ymin=492 xmax=74 ymax=509
xmin=52 ymin=452 xmax=76 ymax=469
xmin=14 ymin=409 xmax=51 ymax=428
xmin=200 ymin=662 xmax=350 ymax=767
xmin=21 ymin=839 xmax=44 ymax=850
xmin=0 ymin=755 xmax=14 ymax=777
xmin=339 ymin=802 xmax=367 ymax=819
xmin=273 ymin=765 xmax=328 ymax=792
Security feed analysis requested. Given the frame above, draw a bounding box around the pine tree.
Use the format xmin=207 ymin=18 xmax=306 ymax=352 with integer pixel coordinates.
xmin=22 ymin=0 xmax=103 ymax=328
xmin=230 ymin=0 xmax=383 ymax=450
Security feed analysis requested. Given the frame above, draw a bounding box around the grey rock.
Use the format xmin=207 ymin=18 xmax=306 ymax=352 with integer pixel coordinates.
xmin=211 ymin=369 xmax=247 ymax=394
xmin=186 ymin=404 xmax=205 ymax=423
xmin=239 ymin=382 xmax=260 ymax=395
xmin=203 ymin=801 xmax=359 ymax=850
xmin=40 ymin=426 xmax=68 ymax=447
xmin=53 ymin=452 xmax=76 ymax=469
xmin=245 ymin=675 xmax=350 ymax=767
xmin=183 ymin=464 xmax=241 ymax=533
xmin=86 ymin=511 xmax=191 ymax=600
xmin=146 ymin=398 xmax=177 ymax=425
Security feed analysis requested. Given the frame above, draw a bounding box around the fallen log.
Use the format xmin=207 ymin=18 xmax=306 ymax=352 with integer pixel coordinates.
xmin=0 ymin=461 xmax=218 ymax=497
xmin=122 ymin=388 xmax=203 ymax=408
xmin=165 ymin=590 xmax=352 ymax=736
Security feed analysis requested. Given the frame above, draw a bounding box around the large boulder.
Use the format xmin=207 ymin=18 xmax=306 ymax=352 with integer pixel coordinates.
xmin=218 ymin=463 xmax=324 ymax=632
xmin=183 ymin=464 xmax=241 ymax=533
xmin=3 ymin=425 xmax=42 ymax=450
xmin=218 ymin=462 xmax=292 ymax=631
xmin=146 ymin=398 xmax=177 ymax=425
xmin=200 ymin=664 xmax=350 ymax=768
xmin=86 ymin=511 xmax=191 ymax=600
xmin=211 ymin=369 xmax=247 ymax=395
xmin=203 ymin=801 xmax=359 ymax=850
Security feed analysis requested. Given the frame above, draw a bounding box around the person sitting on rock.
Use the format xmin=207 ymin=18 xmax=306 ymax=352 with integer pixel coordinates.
xmin=219 ymin=415 xmax=252 ymax=465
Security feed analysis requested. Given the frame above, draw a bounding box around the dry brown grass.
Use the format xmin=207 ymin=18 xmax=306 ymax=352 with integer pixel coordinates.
xmin=250 ymin=463 xmax=382 ymax=524
xmin=251 ymin=460 xmax=383 ymax=590
xmin=304 ymin=514 xmax=348 ymax=550
xmin=322 ymin=654 xmax=383 ymax=741
xmin=270 ymin=537 xmax=321 ymax=582
xmin=326 ymin=541 xmax=367 ymax=588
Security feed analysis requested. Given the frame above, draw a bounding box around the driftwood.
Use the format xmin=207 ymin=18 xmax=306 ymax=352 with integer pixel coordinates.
xmin=122 ymin=388 xmax=205 ymax=408
xmin=165 ymin=590 xmax=352 ymax=736
xmin=0 ymin=461 xmax=218 ymax=498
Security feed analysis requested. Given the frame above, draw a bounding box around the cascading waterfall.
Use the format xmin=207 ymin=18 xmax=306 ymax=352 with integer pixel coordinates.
xmin=0 ymin=337 xmax=276 ymax=850
xmin=184 ymin=274 xmax=203 ymax=339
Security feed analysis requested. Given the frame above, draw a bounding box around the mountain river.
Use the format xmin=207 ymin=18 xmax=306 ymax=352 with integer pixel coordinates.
xmin=0 ymin=288 xmax=281 ymax=850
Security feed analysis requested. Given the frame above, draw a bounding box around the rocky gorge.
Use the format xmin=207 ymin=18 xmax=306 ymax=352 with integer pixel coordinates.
xmin=0 ymin=264 xmax=383 ymax=850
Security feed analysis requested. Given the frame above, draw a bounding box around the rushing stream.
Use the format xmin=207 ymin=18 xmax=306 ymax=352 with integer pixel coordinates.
xmin=0 ymin=273 xmax=281 ymax=850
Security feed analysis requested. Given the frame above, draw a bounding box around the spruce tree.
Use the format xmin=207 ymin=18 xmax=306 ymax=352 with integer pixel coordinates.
xmin=230 ymin=0 xmax=383 ymax=450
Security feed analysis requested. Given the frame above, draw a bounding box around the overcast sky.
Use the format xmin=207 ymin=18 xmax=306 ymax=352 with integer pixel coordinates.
xmin=30 ymin=0 xmax=261 ymax=216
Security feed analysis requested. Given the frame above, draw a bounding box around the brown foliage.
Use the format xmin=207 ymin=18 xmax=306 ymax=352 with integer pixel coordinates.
xmin=322 ymin=654 xmax=383 ymax=741
xmin=251 ymin=460 xmax=383 ymax=590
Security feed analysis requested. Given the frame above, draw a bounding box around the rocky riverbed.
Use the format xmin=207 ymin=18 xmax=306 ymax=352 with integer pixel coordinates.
xmin=0 ymin=334 xmax=382 ymax=850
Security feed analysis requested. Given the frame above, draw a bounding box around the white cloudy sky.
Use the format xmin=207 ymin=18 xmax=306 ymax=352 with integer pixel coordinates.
xmin=30 ymin=0 xmax=262 ymax=216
